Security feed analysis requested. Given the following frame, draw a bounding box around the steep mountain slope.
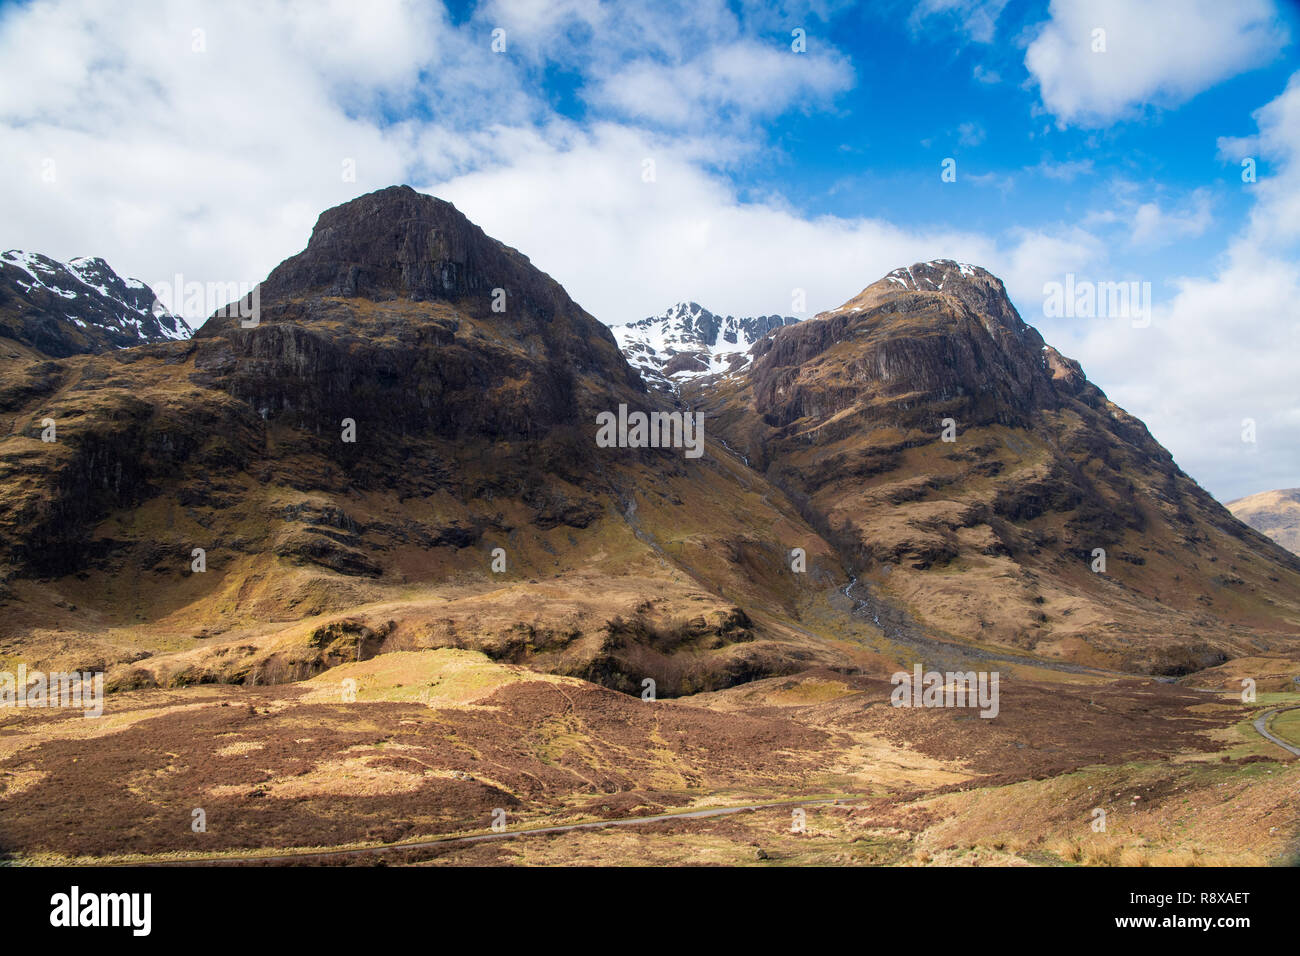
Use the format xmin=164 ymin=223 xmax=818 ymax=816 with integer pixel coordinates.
xmin=688 ymin=259 xmax=1300 ymax=674
xmin=0 ymin=250 xmax=191 ymax=359
xmin=612 ymin=302 xmax=797 ymax=392
xmin=0 ymin=187 xmax=853 ymax=694
xmin=1228 ymin=488 xmax=1300 ymax=555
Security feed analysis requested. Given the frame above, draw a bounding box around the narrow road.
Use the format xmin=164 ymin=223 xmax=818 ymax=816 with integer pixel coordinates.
xmin=1253 ymin=705 xmax=1300 ymax=757
xmin=139 ymin=794 xmax=862 ymax=866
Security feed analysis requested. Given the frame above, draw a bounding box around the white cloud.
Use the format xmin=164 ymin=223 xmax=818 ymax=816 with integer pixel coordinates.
xmin=1129 ymin=189 xmax=1213 ymax=247
xmin=591 ymin=40 xmax=853 ymax=127
xmin=0 ymin=0 xmax=860 ymax=326
xmin=1058 ymin=74 xmax=1300 ymax=500
xmin=427 ymin=124 xmax=1008 ymax=322
xmin=0 ymin=0 xmax=511 ymax=318
xmin=481 ymin=0 xmax=854 ymax=131
xmin=1241 ymin=73 xmax=1300 ymax=247
xmin=1000 ymin=226 xmax=1106 ymax=308
xmin=1032 ymin=158 xmax=1093 ymax=181
xmin=911 ymin=0 xmax=1009 ymax=44
xmin=1216 ymin=134 xmax=1260 ymax=164
xmin=1024 ymin=0 xmax=1289 ymax=127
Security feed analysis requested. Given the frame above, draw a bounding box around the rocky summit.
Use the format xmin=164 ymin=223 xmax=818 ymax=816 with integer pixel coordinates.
xmin=3 ymin=191 xmax=1300 ymax=868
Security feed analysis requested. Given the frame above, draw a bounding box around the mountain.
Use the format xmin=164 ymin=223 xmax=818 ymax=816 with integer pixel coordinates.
xmin=689 ymin=258 xmax=1300 ymax=674
xmin=611 ymin=301 xmax=798 ymax=392
xmin=0 ymin=250 xmax=191 ymax=359
xmin=1227 ymin=488 xmax=1300 ymax=555
xmin=6 ymin=227 xmax=1298 ymax=685
xmin=0 ymin=186 xmax=850 ymax=695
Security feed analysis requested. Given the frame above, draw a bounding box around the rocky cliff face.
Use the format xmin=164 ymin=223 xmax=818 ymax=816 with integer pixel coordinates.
xmin=691 ymin=259 xmax=1300 ymax=673
xmin=612 ymin=301 xmax=798 ymax=392
xmin=0 ymin=250 xmax=191 ymax=359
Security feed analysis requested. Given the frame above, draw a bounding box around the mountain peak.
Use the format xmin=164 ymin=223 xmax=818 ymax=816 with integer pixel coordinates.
xmin=612 ymin=301 xmax=799 ymax=391
xmin=882 ymin=259 xmax=989 ymax=290
xmin=826 ymin=258 xmax=1023 ymax=334
xmin=258 ymin=185 xmax=548 ymax=307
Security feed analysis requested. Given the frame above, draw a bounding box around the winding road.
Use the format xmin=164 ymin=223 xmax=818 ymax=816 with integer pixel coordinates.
xmin=1252 ymin=705 xmax=1300 ymax=757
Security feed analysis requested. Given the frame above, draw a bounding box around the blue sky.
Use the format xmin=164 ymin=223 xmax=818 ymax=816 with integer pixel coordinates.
xmin=1 ymin=0 xmax=1299 ymax=501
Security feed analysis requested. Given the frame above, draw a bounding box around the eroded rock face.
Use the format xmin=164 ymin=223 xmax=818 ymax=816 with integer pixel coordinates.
xmin=194 ymin=186 xmax=644 ymax=440
xmin=749 ymin=263 xmax=1064 ymax=436
xmin=257 ymin=185 xmax=584 ymax=313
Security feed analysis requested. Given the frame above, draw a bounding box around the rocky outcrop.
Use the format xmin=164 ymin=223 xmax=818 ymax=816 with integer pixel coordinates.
xmin=750 ymin=262 xmax=1062 ymax=436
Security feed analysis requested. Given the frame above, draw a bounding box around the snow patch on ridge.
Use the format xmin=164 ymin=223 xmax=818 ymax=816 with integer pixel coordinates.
xmin=1 ymin=249 xmax=193 ymax=345
xmin=612 ymin=301 xmax=799 ymax=392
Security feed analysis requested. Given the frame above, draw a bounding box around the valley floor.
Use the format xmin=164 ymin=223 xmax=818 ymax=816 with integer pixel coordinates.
xmin=2 ymin=644 xmax=1296 ymax=867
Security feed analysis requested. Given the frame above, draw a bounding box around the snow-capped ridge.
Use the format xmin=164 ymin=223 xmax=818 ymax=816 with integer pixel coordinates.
xmin=0 ymin=249 xmax=192 ymax=355
xmin=612 ymin=301 xmax=800 ymax=392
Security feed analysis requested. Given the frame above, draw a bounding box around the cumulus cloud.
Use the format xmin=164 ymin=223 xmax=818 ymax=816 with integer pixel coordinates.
xmin=1061 ymin=75 xmax=1300 ymax=499
xmin=1024 ymin=0 xmax=1290 ymax=127
xmin=591 ymin=40 xmax=853 ymax=127
xmin=0 ymin=0 xmax=507 ymax=318
xmin=0 ymin=0 xmax=857 ymax=324
xmin=428 ymin=123 xmax=1010 ymax=322
xmin=482 ymin=0 xmax=854 ymax=130
xmin=1129 ymin=189 xmax=1214 ymax=247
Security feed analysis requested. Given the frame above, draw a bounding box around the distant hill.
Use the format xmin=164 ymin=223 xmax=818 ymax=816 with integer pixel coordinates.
xmin=1227 ymin=488 xmax=1300 ymax=555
